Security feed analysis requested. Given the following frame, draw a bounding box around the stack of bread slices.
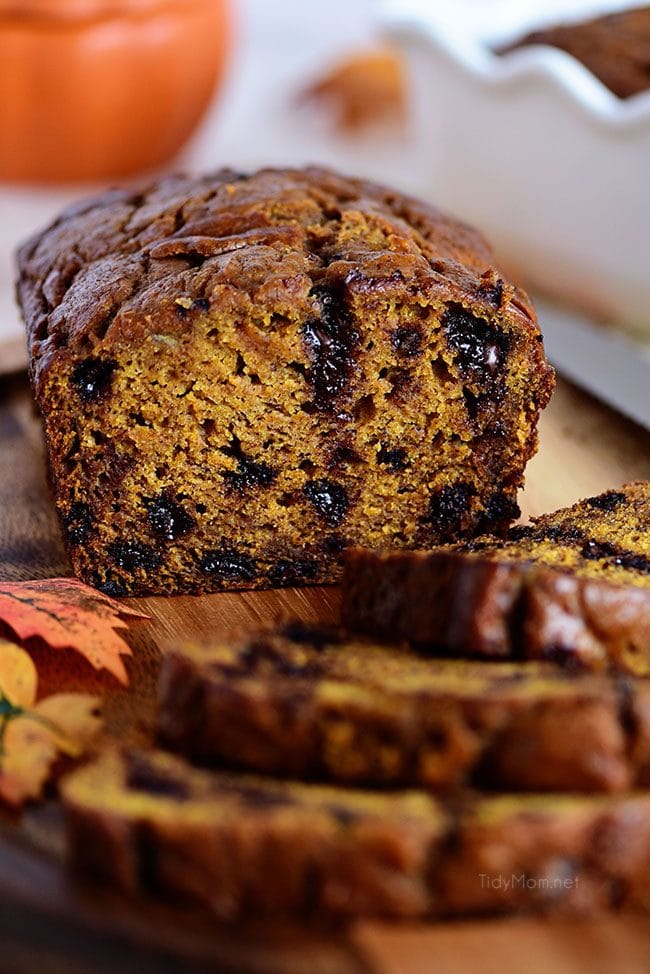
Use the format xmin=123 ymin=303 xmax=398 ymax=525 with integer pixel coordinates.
xmin=62 ymin=482 xmax=650 ymax=921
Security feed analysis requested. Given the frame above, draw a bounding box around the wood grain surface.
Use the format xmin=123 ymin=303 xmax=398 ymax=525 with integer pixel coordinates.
xmin=1 ymin=369 xmax=650 ymax=974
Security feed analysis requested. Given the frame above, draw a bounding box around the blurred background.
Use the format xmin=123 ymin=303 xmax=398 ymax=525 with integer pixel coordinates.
xmin=0 ymin=0 xmax=648 ymax=426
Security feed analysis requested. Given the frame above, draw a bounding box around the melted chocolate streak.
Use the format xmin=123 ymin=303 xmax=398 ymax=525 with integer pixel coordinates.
xmin=507 ymin=521 xmax=650 ymax=575
xmin=302 ymin=282 xmax=359 ymax=412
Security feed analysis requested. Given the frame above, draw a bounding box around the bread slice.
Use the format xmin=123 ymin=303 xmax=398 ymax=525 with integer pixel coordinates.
xmin=342 ymin=482 xmax=650 ymax=674
xmin=63 ymin=748 xmax=445 ymax=920
xmin=62 ymin=747 xmax=650 ymax=920
xmin=156 ymin=622 xmax=650 ymax=793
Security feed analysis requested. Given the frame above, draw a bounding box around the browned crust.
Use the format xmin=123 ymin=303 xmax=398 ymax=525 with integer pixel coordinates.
xmin=16 ymin=166 xmax=539 ymax=397
xmin=62 ymin=749 xmax=650 ymax=920
xmin=155 ymin=628 xmax=650 ymax=793
xmin=341 ymin=548 xmax=650 ymax=675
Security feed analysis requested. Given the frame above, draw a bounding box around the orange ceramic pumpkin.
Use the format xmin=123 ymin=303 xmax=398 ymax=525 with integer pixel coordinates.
xmin=0 ymin=0 xmax=232 ymax=182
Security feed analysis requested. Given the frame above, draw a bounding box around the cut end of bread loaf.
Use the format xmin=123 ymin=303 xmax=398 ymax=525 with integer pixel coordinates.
xmin=18 ymin=166 xmax=553 ymax=595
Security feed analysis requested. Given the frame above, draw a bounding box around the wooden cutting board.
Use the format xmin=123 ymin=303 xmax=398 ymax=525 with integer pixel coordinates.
xmin=2 ymin=369 xmax=650 ymax=974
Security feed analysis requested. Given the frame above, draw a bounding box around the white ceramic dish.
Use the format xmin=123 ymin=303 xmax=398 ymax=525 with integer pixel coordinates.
xmin=380 ymin=0 xmax=650 ymax=335
xmin=533 ymin=296 xmax=650 ymax=429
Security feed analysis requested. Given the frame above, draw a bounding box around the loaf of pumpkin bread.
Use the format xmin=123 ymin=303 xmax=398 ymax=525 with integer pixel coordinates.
xmin=17 ymin=166 xmax=553 ymax=595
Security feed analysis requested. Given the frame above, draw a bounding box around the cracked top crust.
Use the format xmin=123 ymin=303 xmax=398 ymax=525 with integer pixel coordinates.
xmin=17 ymin=166 xmax=536 ymax=395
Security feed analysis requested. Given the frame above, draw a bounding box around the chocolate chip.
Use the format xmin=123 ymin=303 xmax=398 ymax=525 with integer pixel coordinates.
xmin=330 ymin=444 xmax=361 ymax=466
xmin=616 ymin=676 xmax=637 ymax=739
xmin=279 ymin=621 xmax=343 ymax=648
xmin=126 ymin=756 xmax=189 ymax=801
xmin=146 ymin=493 xmax=196 ymax=541
xmin=101 ymin=442 xmax=134 ymax=491
xmin=463 ymin=389 xmax=480 ymax=421
xmin=70 ymin=357 xmax=117 ymax=402
xmin=391 ymin=325 xmax=422 ymax=357
xmin=478 ymin=277 xmax=504 ymax=309
xmin=63 ymin=501 xmax=94 ymax=545
xmin=426 ymin=727 xmax=448 ymax=750
xmin=542 ymin=646 xmax=587 ymax=671
xmin=223 ymin=457 xmax=276 ymax=492
xmin=174 ymin=296 xmax=210 ymax=319
xmin=108 ymin=540 xmax=161 ymax=573
xmin=288 ymin=360 xmax=309 ymax=381
xmin=482 ymin=489 xmax=520 ymax=526
xmin=526 ymin=522 xmax=585 ymax=545
xmin=269 ymin=559 xmax=319 ymax=587
xmin=581 ymin=540 xmax=620 ymax=561
xmin=229 ymin=784 xmax=292 ymax=810
xmin=321 ymin=534 xmax=347 ymax=555
xmin=585 ymin=491 xmax=627 ymax=512
xmin=581 ymin=540 xmax=650 ymax=573
xmin=376 ymin=446 xmax=407 ymax=471
xmin=426 ymin=482 xmax=476 ymax=540
xmin=607 ymin=878 xmax=629 ymax=910
xmin=200 ymin=547 xmax=256 ymax=582
xmin=239 ymin=637 xmax=324 ymax=680
xmin=328 ymin=805 xmax=358 ymax=827
xmin=220 ymin=437 xmax=276 ymax=492
xmin=617 ymin=554 xmax=650 ymax=573
xmin=304 ymin=479 xmax=349 ymax=526
xmin=302 ymin=282 xmax=360 ymax=411
xmin=442 ymin=303 xmax=508 ymax=379
xmin=460 ymin=538 xmax=494 ymax=553
xmin=384 ymin=367 xmax=412 ymax=399
xmin=463 ymin=388 xmax=501 ymax=423
xmin=547 ymin=524 xmax=584 ymax=543
xmin=93 ymin=572 xmax=128 ymax=597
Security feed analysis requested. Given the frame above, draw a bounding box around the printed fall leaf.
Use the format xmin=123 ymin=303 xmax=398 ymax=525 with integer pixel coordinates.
xmin=0 ymin=640 xmax=102 ymax=806
xmin=0 ymin=578 xmax=148 ymax=685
